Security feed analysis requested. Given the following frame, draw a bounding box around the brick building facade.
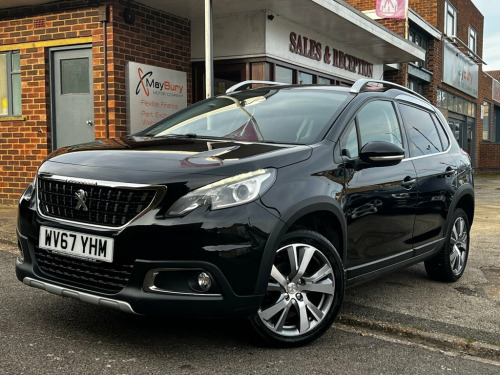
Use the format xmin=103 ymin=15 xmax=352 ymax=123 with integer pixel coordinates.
xmin=0 ymin=0 xmax=191 ymax=205
xmin=346 ymin=0 xmax=500 ymax=174
xmin=3 ymin=0 xmax=477 ymax=205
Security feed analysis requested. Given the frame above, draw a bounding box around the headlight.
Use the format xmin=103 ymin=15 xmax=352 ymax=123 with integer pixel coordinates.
xmin=167 ymin=168 xmax=276 ymax=216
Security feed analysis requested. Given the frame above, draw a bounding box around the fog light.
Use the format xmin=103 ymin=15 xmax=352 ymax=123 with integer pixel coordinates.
xmin=197 ymin=272 xmax=212 ymax=291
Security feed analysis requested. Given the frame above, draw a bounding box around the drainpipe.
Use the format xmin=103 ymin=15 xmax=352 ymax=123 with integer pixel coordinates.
xmin=205 ymin=0 xmax=214 ymax=98
xmin=99 ymin=5 xmax=110 ymax=138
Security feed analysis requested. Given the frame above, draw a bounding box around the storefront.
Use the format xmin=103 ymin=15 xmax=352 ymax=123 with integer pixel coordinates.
xmin=186 ymin=1 xmax=423 ymax=102
xmin=0 ymin=0 xmax=423 ymax=205
xmin=436 ymin=39 xmax=479 ymax=161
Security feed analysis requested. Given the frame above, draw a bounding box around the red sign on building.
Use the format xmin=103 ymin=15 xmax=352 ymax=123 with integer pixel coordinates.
xmin=375 ymin=0 xmax=407 ymax=19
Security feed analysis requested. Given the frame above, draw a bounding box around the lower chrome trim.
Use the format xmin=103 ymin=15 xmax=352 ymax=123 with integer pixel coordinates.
xmin=23 ymin=277 xmax=136 ymax=314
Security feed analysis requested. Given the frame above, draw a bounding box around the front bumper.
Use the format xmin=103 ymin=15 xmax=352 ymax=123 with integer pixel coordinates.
xmin=16 ymin=199 xmax=280 ymax=317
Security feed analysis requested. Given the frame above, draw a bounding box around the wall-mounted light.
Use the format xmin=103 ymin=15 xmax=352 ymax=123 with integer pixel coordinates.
xmin=122 ymin=0 xmax=135 ymax=25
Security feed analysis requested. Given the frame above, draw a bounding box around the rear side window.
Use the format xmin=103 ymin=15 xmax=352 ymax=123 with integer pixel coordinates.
xmin=398 ymin=104 xmax=445 ymax=157
xmin=432 ymin=113 xmax=450 ymax=150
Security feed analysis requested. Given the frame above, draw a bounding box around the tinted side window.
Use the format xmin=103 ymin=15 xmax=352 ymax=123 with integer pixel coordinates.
xmin=398 ymin=104 xmax=443 ymax=157
xmin=342 ymin=119 xmax=359 ymax=159
xmin=357 ymin=101 xmax=403 ymax=149
xmin=432 ymin=113 xmax=450 ymax=150
xmin=341 ymin=100 xmax=402 ymax=159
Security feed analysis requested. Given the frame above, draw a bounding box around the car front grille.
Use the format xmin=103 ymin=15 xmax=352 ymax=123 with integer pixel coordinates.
xmin=34 ymin=247 xmax=133 ymax=293
xmin=37 ymin=176 xmax=158 ymax=227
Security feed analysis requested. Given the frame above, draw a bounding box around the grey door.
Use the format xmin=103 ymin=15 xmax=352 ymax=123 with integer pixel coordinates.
xmin=51 ymin=47 xmax=94 ymax=149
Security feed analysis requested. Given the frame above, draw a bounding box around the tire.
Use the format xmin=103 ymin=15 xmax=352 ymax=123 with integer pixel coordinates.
xmin=250 ymin=230 xmax=345 ymax=347
xmin=424 ymin=208 xmax=470 ymax=282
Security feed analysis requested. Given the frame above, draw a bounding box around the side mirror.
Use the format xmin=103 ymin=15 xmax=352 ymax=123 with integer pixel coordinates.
xmin=359 ymin=141 xmax=404 ymax=167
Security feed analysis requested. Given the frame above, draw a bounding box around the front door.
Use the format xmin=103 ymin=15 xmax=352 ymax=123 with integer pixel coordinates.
xmin=51 ymin=46 xmax=94 ymax=149
xmin=340 ymin=99 xmax=418 ymax=278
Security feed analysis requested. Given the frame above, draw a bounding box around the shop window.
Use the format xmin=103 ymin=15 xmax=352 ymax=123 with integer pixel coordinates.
xmin=469 ymin=27 xmax=477 ymax=54
xmin=483 ymin=102 xmax=491 ymax=140
xmin=317 ymin=76 xmax=333 ymax=85
xmin=0 ymin=51 xmax=21 ymax=116
xmin=445 ymin=1 xmax=457 ymax=37
xmin=298 ymin=71 xmax=313 ymax=84
xmin=437 ymin=89 xmax=476 ymax=118
xmin=276 ymin=66 xmax=293 ymax=84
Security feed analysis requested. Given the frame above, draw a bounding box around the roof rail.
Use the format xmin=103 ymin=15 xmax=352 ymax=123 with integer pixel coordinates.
xmin=225 ymin=80 xmax=287 ymax=93
xmin=350 ymin=79 xmax=429 ymax=103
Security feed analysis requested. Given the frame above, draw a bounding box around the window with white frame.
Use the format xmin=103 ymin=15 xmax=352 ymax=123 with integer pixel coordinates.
xmin=469 ymin=27 xmax=477 ymax=54
xmin=445 ymin=1 xmax=458 ymax=37
xmin=0 ymin=51 xmax=21 ymax=116
xmin=409 ymin=28 xmax=429 ymax=69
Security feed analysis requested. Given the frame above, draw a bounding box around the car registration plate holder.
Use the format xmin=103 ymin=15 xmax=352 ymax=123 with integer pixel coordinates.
xmin=38 ymin=226 xmax=114 ymax=263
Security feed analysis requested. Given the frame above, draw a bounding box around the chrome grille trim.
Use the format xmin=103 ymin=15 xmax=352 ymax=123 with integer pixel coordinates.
xmin=36 ymin=174 xmax=167 ymax=230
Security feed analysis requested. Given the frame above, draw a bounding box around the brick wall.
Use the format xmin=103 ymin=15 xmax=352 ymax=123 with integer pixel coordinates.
xmin=346 ymin=0 xmax=491 ymax=168
xmin=477 ymin=70 xmax=500 ymax=174
xmin=487 ymin=70 xmax=500 ymax=81
xmin=0 ymin=0 xmax=191 ymax=205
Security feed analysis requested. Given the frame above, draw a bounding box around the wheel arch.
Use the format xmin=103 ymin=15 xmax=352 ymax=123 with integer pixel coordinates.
xmin=255 ymin=197 xmax=346 ymax=295
xmin=449 ymin=184 xmax=475 ymax=227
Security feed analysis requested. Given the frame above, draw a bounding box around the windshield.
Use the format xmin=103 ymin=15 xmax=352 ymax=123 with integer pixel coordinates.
xmin=138 ymin=88 xmax=351 ymax=144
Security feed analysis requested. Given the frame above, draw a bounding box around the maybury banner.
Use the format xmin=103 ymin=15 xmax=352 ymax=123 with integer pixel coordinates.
xmin=126 ymin=62 xmax=187 ymax=134
xmin=442 ymin=41 xmax=478 ymax=98
xmin=375 ymin=0 xmax=407 ymax=19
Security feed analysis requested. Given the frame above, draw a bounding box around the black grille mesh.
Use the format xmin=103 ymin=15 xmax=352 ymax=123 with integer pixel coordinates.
xmin=38 ymin=177 xmax=156 ymax=227
xmin=34 ymin=247 xmax=133 ymax=293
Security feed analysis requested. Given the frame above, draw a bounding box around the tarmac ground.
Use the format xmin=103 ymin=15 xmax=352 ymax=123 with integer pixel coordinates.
xmin=0 ymin=176 xmax=499 ymax=359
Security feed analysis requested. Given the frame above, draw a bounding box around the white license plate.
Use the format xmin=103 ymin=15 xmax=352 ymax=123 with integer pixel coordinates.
xmin=39 ymin=226 xmax=114 ymax=263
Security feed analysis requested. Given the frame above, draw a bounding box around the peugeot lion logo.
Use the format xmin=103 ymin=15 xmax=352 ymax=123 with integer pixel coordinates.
xmin=75 ymin=189 xmax=89 ymax=211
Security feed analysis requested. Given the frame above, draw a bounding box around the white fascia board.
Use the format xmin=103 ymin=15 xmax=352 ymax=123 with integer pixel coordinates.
xmin=408 ymin=9 xmax=442 ymax=40
xmin=312 ymin=0 xmax=425 ymax=62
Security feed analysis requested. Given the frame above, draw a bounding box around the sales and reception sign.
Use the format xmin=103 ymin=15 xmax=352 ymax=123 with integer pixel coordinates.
xmin=126 ymin=62 xmax=187 ymax=134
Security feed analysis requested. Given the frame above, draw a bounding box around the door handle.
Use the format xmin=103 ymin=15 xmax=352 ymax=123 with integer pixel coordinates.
xmin=86 ymin=120 xmax=93 ymax=126
xmin=401 ymin=176 xmax=416 ymax=189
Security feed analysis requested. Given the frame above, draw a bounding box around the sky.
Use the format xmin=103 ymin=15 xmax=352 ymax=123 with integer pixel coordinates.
xmin=471 ymin=0 xmax=500 ymax=71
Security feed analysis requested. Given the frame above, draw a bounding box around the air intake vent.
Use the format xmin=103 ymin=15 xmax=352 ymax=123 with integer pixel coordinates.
xmin=33 ymin=18 xmax=46 ymax=29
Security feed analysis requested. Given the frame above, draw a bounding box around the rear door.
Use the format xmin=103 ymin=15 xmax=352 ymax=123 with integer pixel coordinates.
xmin=397 ymin=102 xmax=457 ymax=256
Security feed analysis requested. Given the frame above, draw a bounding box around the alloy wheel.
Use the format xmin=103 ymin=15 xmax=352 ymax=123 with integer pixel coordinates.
xmin=449 ymin=216 xmax=468 ymax=276
xmin=257 ymin=243 xmax=336 ymax=337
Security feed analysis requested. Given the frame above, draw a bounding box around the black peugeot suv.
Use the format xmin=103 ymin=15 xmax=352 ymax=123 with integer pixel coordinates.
xmin=16 ymin=79 xmax=474 ymax=346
